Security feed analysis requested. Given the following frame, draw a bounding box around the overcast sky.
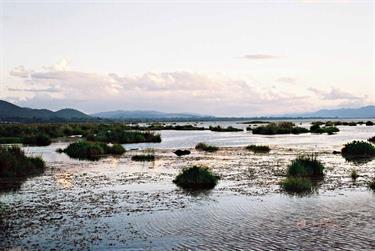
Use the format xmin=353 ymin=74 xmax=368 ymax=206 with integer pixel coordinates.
xmin=0 ymin=0 xmax=374 ymax=116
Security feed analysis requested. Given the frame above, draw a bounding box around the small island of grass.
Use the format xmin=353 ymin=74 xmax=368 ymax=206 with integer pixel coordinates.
xmin=173 ymin=166 xmax=219 ymax=189
xmin=310 ymin=124 xmax=339 ymax=135
xmin=131 ymin=154 xmax=155 ymax=161
xmin=209 ymin=126 xmax=242 ymax=132
xmin=252 ymin=122 xmax=309 ymax=135
xmin=195 ymin=142 xmax=219 ymax=152
xmin=61 ymin=141 xmax=125 ymax=160
xmin=341 ymin=140 xmax=375 ymax=161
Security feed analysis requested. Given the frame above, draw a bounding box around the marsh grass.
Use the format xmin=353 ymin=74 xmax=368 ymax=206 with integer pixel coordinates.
xmin=287 ymin=155 xmax=324 ymax=177
xmin=22 ymin=134 xmax=52 ymax=146
xmin=280 ymin=177 xmax=313 ymax=194
xmin=369 ymin=180 xmax=375 ymax=191
xmin=209 ymin=126 xmax=242 ymax=132
xmin=245 ymin=145 xmax=270 ymax=153
xmin=351 ymin=170 xmax=359 ymax=180
xmin=310 ymin=124 xmax=339 ymax=135
xmin=252 ymin=122 xmax=309 ymax=135
xmin=62 ymin=141 xmax=125 ymax=160
xmin=173 ymin=166 xmax=219 ymax=189
xmin=195 ymin=143 xmax=219 ymax=152
xmin=341 ymin=141 xmax=375 ymax=161
xmin=368 ymin=136 xmax=375 ymax=144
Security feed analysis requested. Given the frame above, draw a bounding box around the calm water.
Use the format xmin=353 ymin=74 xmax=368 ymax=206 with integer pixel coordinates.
xmin=1 ymin=121 xmax=375 ymax=250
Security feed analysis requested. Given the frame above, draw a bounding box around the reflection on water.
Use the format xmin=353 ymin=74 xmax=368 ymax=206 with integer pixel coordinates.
xmin=0 ymin=121 xmax=374 ymax=250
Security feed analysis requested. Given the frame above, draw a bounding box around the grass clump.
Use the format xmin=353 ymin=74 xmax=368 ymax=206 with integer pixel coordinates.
xmin=366 ymin=121 xmax=374 ymax=126
xmin=86 ymin=130 xmax=161 ymax=144
xmin=310 ymin=124 xmax=339 ymax=135
xmin=209 ymin=126 xmax=242 ymax=132
xmin=131 ymin=154 xmax=155 ymax=161
xmin=195 ymin=142 xmax=219 ymax=152
xmin=173 ymin=166 xmax=219 ymax=189
xmin=245 ymin=145 xmax=270 ymax=153
xmin=62 ymin=141 xmax=125 ymax=160
xmin=341 ymin=140 xmax=375 ymax=161
xmin=287 ymin=155 xmax=324 ymax=177
xmin=280 ymin=177 xmax=313 ymax=194
xmin=0 ymin=137 xmax=22 ymax=144
xmin=351 ymin=170 xmax=359 ymax=180
xmin=252 ymin=122 xmax=309 ymax=135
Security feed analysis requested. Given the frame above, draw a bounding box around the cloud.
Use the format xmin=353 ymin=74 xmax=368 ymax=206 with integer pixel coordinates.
xmin=8 ymin=87 xmax=60 ymax=93
xmin=308 ymin=87 xmax=362 ymax=100
xmin=9 ymin=65 xmax=32 ymax=78
xmin=240 ymin=54 xmax=279 ymax=60
xmin=276 ymin=77 xmax=297 ymax=85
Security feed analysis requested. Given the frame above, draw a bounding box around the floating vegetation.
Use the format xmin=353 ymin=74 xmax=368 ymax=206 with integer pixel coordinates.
xmin=61 ymin=141 xmax=125 ymax=160
xmin=287 ymin=155 xmax=325 ymax=177
xmin=131 ymin=154 xmax=155 ymax=161
xmin=252 ymin=122 xmax=309 ymax=135
xmin=0 ymin=146 xmax=46 ymax=191
xmin=173 ymin=166 xmax=219 ymax=189
xmin=195 ymin=143 xmax=219 ymax=152
xmin=341 ymin=141 xmax=375 ymax=161
xmin=280 ymin=177 xmax=313 ymax=194
xmin=245 ymin=145 xmax=270 ymax=153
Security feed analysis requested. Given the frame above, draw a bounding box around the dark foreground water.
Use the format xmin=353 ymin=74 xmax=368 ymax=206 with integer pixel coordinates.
xmin=1 ymin=122 xmax=375 ymax=250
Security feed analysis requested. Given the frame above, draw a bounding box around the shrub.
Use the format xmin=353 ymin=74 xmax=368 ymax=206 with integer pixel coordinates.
xmin=366 ymin=121 xmax=374 ymax=126
xmin=287 ymin=155 xmax=324 ymax=177
xmin=0 ymin=137 xmax=23 ymax=144
xmin=368 ymin=136 xmax=375 ymax=144
xmin=245 ymin=145 xmax=270 ymax=153
xmin=310 ymin=125 xmax=339 ymax=134
xmin=174 ymin=149 xmax=191 ymax=156
xmin=341 ymin=141 xmax=375 ymax=161
xmin=131 ymin=154 xmax=155 ymax=161
xmin=195 ymin=143 xmax=219 ymax=152
xmin=173 ymin=166 xmax=219 ymax=189
xmin=252 ymin=122 xmax=309 ymax=135
xmin=0 ymin=146 xmax=46 ymax=178
xmin=351 ymin=170 xmax=359 ymax=180
xmin=280 ymin=177 xmax=313 ymax=194
xmin=22 ymin=134 xmax=51 ymax=146
xmin=62 ymin=141 xmax=125 ymax=160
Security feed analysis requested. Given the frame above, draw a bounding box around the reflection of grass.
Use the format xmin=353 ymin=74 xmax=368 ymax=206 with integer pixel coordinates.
xmin=195 ymin=143 xmax=219 ymax=152
xmin=280 ymin=177 xmax=313 ymax=194
xmin=341 ymin=141 xmax=375 ymax=161
xmin=173 ymin=166 xmax=219 ymax=189
xmin=131 ymin=154 xmax=155 ymax=161
xmin=62 ymin=141 xmax=125 ymax=160
xmin=287 ymin=155 xmax=324 ymax=177
xmin=245 ymin=145 xmax=270 ymax=153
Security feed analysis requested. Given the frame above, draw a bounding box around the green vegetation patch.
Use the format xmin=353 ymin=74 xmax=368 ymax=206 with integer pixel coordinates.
xmin=287 ymin=155 xmax=324 ymax=177
xmin=368 ymin=136 xmax=375 ymax=144
xmin=245 ymin=145 xmax=271 ymax=153
xmin=62 ymin=141 xmax=125 ymax=160
xmin=86 ymin=130 xmax=161 ymax=144
xmin=369 ymin=180 xmax=375 ymax=191
xmin=209 ymin=126 xmax=242 ymax=132
xmin=173 ymin=166 xmax=219 ymax=189
xmin=252 ymin=122 xmax=309 ymax=135
xmin=310 ymin=124 xmax=339 ymax=135
xmin=341 ymin=141 xmax=375 ymax=161
xmin=195 ymin=142 xmax=219 ymax=152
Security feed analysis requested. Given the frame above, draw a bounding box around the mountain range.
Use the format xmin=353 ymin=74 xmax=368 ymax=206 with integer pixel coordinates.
xmin=0 ymin=100 xmax=374 ymax=122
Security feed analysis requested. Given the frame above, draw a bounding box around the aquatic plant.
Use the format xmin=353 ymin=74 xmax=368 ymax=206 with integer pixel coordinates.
xmin=173 ymin=166 xmax=219 ymax=189
xmin=368 ymin=136 xmax=375 ymax=144
xmin=252 ymin=122 xmax=309 ymax=135
xmin=341 ymin=141 xmax=375 ymax=161
xmin=351 ymin=170 xmax=359 ymax=180
xmin=195 ymin=143 xmax=219 ymax=152
xmin=131 ymin=154 xmax=155 ymax=161
xmin=287 ymin=155 xmax=324 ymax=177
xmin=62 ymin=141 xmax=125 ymax=160
xmin=245 ymin=145 xmax=270 ymax=153
xmin=280 ymin=177 xmax=313 ymax=194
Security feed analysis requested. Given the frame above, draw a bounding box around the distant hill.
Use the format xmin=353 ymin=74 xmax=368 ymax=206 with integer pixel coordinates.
xmin=281 ymin=105 xmax=375 ymax=118
xmin=92 ymin=110 xmax=212 ymax=120
xmin=0 ymin=100 xmax=92 ymax=122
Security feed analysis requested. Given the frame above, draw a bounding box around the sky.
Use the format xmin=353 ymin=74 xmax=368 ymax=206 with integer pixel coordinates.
xmin=0 ymin=0 xmax=374 ymax=116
